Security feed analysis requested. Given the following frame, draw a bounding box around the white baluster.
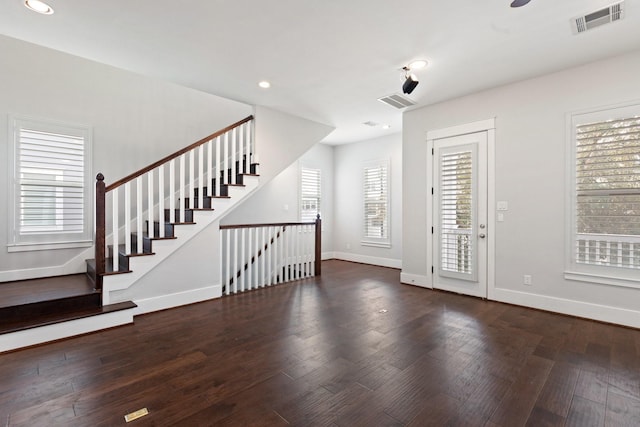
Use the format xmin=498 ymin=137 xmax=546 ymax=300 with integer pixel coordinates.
xmin=260 ymin=227 xmax=266 ymax=287
xmin=233 ymin=228 xmax=239 ymax=293
xmin=215 ymin=136 xmax=221 ymax=196
xmin=247 ymin=227 xmax=253 ymax=290
xmin=267 ymin=226 xmax=273 ymax=286
xmin=198 ymin=145 xmax=204 ymax=209
xmin=169 ymin=159 xmax=175 ymax=224
xmin=189 ymin=150 xmax=195 ymax=209
xmin=207 ymin=140 xmax=213 ymax=197
xmin=247 ymin=121 xmax=253 ymax=171
xmin=158 ymin=165 xmax=165 ymax=238
xmin=273 ymin=227 xmax=279 ymax=284
xmin=112 ymin=188 xmax=119 ymax=272
xmin=224 ymin=133 xmax=229 ymax=187
xmin=136 ymin=177 xmax=143 ymax=254
xmin=241 ymin=228 xmax=246 ymax=292
xmin=240 ymin=125 xmax=246 ymax=175
xmin=231 ymin=128 xmax=237 ymax=185
xmin=147 ymin=171 xmax=154 ymax=240
xmin=179 ymin=154 xmax=185 ymax=223
xmin=124 ymin=182 xmax=131 ymax=255
xmin=220 ymin=229 xmax=226 ymax=295
xmin=225 ymin=230 xmax=233 ymax=295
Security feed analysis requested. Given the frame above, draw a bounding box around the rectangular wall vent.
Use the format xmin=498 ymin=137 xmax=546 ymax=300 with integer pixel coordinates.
xmin=377 ymin=93 xmax=417 ymax=109
xmin=572 ymin=1 xmax=624 ymax=34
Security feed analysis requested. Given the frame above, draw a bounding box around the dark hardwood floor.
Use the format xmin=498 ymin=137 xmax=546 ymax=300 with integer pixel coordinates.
xmin=1 ymin=260 xmax=639 ymax=426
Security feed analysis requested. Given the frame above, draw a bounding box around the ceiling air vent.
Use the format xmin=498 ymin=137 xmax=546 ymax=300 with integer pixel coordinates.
xmin=378 ymin=93 xmax=417 ymax=110
xmin=572 ymin=1 xmax=624 ymax=34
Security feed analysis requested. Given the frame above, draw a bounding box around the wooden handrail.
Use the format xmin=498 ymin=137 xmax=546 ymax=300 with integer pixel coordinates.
xmin=220 ymin=221 xmax=316 ymax=230
xmin=105 ymin=115 xmax=253 ymax=192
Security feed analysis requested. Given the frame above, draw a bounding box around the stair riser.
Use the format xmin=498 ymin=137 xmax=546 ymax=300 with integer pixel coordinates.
xmin=164 ymin=209 xmax=194 ymax=223
xmin=146 ymin=221 xmax=175 ymax=238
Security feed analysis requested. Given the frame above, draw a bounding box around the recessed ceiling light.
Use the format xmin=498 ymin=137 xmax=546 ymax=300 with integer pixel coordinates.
xmin=408 ymin=59 xmax=428 ymax=70
xmin=382 ymin=124 xmax=391 ymax=129
xmin=258 ymin=81 xmax=271 ymax=89
xmin=24 ymin=0 xmax=54 ymax=14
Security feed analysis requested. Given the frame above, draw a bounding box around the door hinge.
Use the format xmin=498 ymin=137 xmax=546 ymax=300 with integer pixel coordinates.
xmin=431 ymin=226 xmax=434 ymax=234
xmin=431 ymin=266 xmax=434 ymax=274
xmin=432 ymin=148 xmax=434 ymax=155
xmin=431 ymin=187 xmax=434 ymax=195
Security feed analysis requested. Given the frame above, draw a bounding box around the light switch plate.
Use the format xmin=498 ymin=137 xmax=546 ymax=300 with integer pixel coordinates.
xmin=497 ymin=201 xmax=508 ymax=211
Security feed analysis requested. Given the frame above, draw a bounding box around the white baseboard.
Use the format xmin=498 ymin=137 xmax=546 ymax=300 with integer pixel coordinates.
xmin=492 ymin=287 xmax=640 ymax=329
xmin=132 ymin=284 xmax=222 ymax=315
xmin=0 ymin=307 xmax=135 ymax=353
xmin=400 ymin=272 xmax=431 ymax=288
xmin=321 ymin=251 xmax=334 ymax=261
xmin=0 ymin=246 xmax=92 ymax=283
xmin=331 ymin=252 xmax=401 ymax=269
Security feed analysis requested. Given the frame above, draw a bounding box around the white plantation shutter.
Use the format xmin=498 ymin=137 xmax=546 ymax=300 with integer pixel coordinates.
xmin=300 ymin=167 xmax=321 ymax=222
xmin=363 ymin=162 xmax=390 ymax=245
xmin=440 ymin=149 xmax=474 ymax=275
xmin=573 ymin=108 xmax=640 ymax=270
xmin=9 ymin=116 xmax=92 ymax=250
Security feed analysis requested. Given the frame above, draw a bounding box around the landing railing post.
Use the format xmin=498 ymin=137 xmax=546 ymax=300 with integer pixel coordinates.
xmin=95 ymin=173 xmax=106 ymax=291
xmin=315 ymin=214 xmax=322 ymax=276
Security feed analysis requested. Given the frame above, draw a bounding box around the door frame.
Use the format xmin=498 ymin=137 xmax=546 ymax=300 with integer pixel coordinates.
xmin=426 ymin=118 xmax=496 ymax=300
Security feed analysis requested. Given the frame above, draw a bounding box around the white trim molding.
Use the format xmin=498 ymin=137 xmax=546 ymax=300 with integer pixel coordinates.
xmin=400 ymin=272 xmax=431 ymax=288
xmin=332 ymin=252 xmax=401 ymax=269
xmin=492 ymin=287 xmax=640 ymax=329
xmin=131 ymin=284 xmax=222 ymax=315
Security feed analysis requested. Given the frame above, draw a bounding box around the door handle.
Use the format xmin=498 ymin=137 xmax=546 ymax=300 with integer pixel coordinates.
xmin=479 ymin=233 xmax=486 ymax=239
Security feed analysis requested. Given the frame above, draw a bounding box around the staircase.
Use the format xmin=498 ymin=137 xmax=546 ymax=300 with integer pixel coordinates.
xmin=0 ymin=116 xmax=258 ymax=353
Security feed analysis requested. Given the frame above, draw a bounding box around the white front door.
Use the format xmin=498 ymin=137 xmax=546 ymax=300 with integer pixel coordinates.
xmin=433 ymin=131 xmax=488 ymax=298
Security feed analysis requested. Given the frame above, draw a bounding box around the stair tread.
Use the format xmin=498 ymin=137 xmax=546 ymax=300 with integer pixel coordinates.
xmin=0 ymin=274 xmax=96 ymax=309
xmin=131 ymin=232 xmax=177 ymax=241
xmin=0 ymin=301 xmax=137 ymax=335
xmin=86 ymin=258 xmax=132 ymax=275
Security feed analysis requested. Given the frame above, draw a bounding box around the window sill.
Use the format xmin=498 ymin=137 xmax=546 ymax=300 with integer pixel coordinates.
xmin=8 ymin=240 xmax=93 ymax=253
xmin=361 ymin=240 xmax=391 ymax=249
xmin=564 ymin=270 xmax=640 ymax=290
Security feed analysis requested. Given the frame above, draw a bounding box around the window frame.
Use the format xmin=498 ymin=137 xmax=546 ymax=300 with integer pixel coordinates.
xmin=7 ymin=115 xmax=93 ymax=252
xmin=299 ymin=166 xmax=321 ymax=223
xmin=565 ymin=102 xmax=640 ymax=288
xmin=361 ymin=159 xmax=391 ymax=248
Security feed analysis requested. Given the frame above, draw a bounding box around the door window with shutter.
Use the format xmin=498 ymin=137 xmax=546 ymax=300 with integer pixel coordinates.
xmin=568 ymin=104 xmax=640 ymax=285
xmin=8 ymin=116 xmax=93 ymax=251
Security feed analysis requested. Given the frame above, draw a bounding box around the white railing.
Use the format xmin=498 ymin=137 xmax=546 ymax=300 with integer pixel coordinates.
xmin=441 ymin=228 xmax=472 ymax=274
xmin=220 ymin=218 xmax=321 ymax=295
xmin=95 ymin=116 xmax=255 ymax=289
xmin=576 ymin=233 xmax=640 ymax=269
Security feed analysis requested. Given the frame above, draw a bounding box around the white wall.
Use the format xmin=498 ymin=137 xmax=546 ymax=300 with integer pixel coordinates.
xmin=333 ymin=133 xmax=402 ymax=268
xmin=403 ymin=49 xmax=640 ymax=327
xmin=0 ymin=35 xmax=252 ymax=279
xmin=222 ymin=143 xmax=335 ymax=254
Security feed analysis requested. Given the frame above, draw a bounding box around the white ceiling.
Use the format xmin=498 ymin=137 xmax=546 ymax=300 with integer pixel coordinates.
xmin=2 ymin=0 xmax=640 ymax=144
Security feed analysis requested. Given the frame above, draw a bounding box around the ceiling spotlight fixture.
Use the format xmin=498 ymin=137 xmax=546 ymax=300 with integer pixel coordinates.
xmin=402 ymin=67 xmax=419 ymax=95
xmin=382 ymin=124 xmax=391 ymax=130
xmin=24 ymin=0 xmax=54 ymax=14
xmin=258 ymin=81 xmax=271 ymax=89
xmin=510 ymin=0 xmax=532 ymax=7
xmin=408 ymin=60 xmax=428 ymax=70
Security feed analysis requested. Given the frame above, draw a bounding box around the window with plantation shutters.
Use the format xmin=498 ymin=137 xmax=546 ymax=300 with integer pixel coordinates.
xmin=362 ymin=161 xmax=390 ymax=247
xmin=8 ymin=116 xmax=92 ymax=251
xmin=300 ymin=167 xmax=321 ymax=222
xmin=568 ymin=105 xmax=640 ymax=281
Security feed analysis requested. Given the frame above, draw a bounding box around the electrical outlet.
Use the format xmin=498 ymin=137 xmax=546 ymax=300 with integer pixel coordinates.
xmin=346 ymin=243 xmax=351 ymax=250
xmin=523 ymin=275 xmax=532 ymax=286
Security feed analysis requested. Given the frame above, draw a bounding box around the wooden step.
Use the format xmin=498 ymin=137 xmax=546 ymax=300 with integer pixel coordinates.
xmin=0 ymin=274 xmax=104 ymax=335
xmin=164 ymin=208 xmax=194 ymax=223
